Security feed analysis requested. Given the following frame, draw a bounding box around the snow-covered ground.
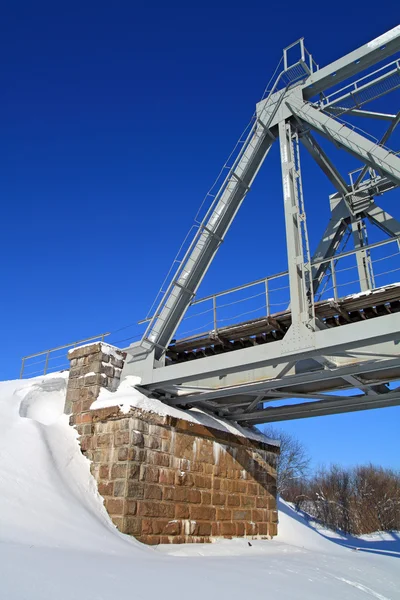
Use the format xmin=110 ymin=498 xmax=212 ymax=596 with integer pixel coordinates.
xmin=0 ymin=374 xmax=399 ymax=600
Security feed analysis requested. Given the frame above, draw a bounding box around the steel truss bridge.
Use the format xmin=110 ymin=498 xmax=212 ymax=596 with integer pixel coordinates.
xmin=122 ymin=26 xmax=400 ymax=424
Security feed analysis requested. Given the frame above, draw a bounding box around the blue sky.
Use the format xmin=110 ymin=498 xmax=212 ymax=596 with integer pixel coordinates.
xmin=1 ymin=2 xmax=399 ymax=470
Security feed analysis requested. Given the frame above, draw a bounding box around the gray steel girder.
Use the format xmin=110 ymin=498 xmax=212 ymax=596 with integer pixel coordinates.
xmin=365 ymin=202 xmax=400 ymax=237
xmin=143 ymin=312 xmax=400 ymax=389
xmin=302 ymin=25 xmax=400 ymax=98
xmin=141 ymin=128 xmax=275 ymax=360
xmin=236 ymin=390 xmax=400 ymax=424
xmin=286 ymin=100 xmax=400 ymax=186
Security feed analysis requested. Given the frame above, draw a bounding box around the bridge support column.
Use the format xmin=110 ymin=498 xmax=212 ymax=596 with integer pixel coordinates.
xmin=65 ymin=343 xmax=279 ymax=544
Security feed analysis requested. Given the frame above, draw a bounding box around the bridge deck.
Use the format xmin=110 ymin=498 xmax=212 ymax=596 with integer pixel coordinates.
xmin=166 ymin=283 xmax=400 ymax=364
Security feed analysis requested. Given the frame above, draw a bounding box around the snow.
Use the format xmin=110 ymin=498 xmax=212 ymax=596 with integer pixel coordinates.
xmin=67 ymin=341 xmax=122 ymax=361
xmin=1 ymin=374 xmax=399 ymax=599
xmin=91 ymin=375 xmax=278 ymax=445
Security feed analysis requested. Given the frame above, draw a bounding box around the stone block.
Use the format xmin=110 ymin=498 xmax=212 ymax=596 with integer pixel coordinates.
xmin=99 ymin=464 xmax=110 ymax=479
xmin=113 ymin=480 xmax=126 ymax=497
xmin=126 ymin=500 xmax=137 ymax=515
xmin=241 ymin=495 xmax=256 ymax=508
xmin=138 ymin=502 xmax=175 ymax=519
xmin=144 ymin=436 xmax=161 ymax=451
xmin=212 ymin=492 xmax=227 ymax=506
xmin=245 ymin=522 xmax=257 ymax=536
xmin=125 ymin=517 xmax=141 ymax=535
xmin=128 ymin=447 xmax=146 ymax=462
xmin=221 ymin=522 xmax=235 ymax=536
xmin=175 ymin=472 xmax=194 ymax=487
xmin=201 ymin=491 xmax=211 ymax=505
xmin=118 ymin=447 xmax=129 ymax=461
xmin=149 ymin=452 xmax=170 ymax=468
xmin=163 ymin=487 xmax=175 ymax=502
xmin=128 ymin=464 xmax=140 ymax=479
xmin=159 ymin=469 xmax=175 ymax=486
xmin=175 ymin=504 xmax=190 ymax=519
xmin=193 ymin=474 xmax=212 ymax=489
xmin=98 ymin=481 xmax=114 ymax=496
xmin=131 ymin=431 xmax=144 ymax=447
xmin=114 ymin=431 xmax=129 ymax=446
xmin=258 ymin=522 xmax=269 ymax=536
xmin=233 ymin=509 xmax=251 ymax=521
xmin=97 ymin=434 xmax=111 ymax=447
xmin=235 ymin=522 xmax=245 ymax=536
xmin=139 ymin=465 xmax=159 ymax=483
xmin=111 ymin=464 xmax=128 ymax=479
xmin=216 ymin=508 xmax=232 ymax=521
xmin=197 ymin=522 xmax=212 ymax=536
xmin=144 ymin=485 xmax=163 ymax=500
xmin=190 ymin=506 xmax=216 ymax=521
xmin=227 ymin=495 xmax=240 ymax=507
xmin=269 ymin=522 xmax=278 ymax=537
xmin=106 ymin=498 xmax=124 ymax=516
xmin=127 ymin=482 xmax=145 ymax=499
xmin=129 ymin=419 xmax=149 ymax=434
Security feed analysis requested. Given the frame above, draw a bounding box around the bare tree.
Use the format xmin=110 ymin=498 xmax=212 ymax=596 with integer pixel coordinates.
xmin=261 ymin=426 xmax=310 ymax=494
xmin=295 ymin=463 xmax=400 ymax=534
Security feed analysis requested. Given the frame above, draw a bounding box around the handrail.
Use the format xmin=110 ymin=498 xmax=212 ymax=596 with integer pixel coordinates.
xmin=20 ymin=332 xmax=110 ymax=378
xmin=139 ymin=235 xmax=400 ymax=325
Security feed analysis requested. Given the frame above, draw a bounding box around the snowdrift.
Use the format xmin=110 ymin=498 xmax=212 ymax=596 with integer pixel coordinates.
xmin=0 ymin=374 xmax=399 ymax=600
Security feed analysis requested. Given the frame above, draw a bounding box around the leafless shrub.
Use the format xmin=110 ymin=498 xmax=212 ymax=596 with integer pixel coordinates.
xmin=261 ymin=426 xmax=310 ymax=494
xmin=294 ymin=463 xmax=400 ymax=535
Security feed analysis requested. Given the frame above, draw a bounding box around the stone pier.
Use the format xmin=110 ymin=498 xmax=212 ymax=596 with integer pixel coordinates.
xmin=65 ymin=342 xmax=279 ymax=544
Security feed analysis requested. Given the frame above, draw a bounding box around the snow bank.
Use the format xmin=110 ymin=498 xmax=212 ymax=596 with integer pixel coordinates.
xmin=91 ymin=375 xmax=278 ymax=445
xmin=0 ymin=374 xmax=399 ymax=600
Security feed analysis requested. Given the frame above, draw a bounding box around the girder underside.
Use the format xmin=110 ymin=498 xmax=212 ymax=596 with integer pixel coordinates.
xmin=124 ymin=287 xmax=400 ymax=424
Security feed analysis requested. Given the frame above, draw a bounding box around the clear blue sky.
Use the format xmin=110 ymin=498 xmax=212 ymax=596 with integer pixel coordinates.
xmin=1 ymin=2 xmax=399 ymax=471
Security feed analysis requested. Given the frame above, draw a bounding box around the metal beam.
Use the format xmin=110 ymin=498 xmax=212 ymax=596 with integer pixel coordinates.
xmin=326 ymin=108 xmax=397 ymax=121
xmin=279 ymin=119 xmax=315 ymax=335
xmin=140 ymin=127 xmax=275 ymax=359
xmin=365 ymin=202 xmax=400 ymax=237
xmin=142 ymin=311 xmax=400 ymax=388
xmin=299 ymin=130 xmax=349 ymax=195
xmin=302 ymin=25 xmax=400 ymax=98
xmin=287 ymin=100 xmax=400 ymax=185
xmin=236 ymin=391 xmax=400 ymax=424
xmin=165 ymin=355 xmax=400 ymax=406
xmin=354 ymin=111 xmax=400 ymax=188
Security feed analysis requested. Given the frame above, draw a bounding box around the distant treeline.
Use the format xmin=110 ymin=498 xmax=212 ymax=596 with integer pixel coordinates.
xmin=283 ymin=464 xmax=400 ymax=535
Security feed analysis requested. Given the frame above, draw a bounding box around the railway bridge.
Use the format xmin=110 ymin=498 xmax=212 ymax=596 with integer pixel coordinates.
xmin=119 ymin=27 xmax=400 ymax=423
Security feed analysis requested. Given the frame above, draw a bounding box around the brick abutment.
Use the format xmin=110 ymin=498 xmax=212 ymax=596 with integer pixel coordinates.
xmin=65 ymin=342 xmax=279 ymax=544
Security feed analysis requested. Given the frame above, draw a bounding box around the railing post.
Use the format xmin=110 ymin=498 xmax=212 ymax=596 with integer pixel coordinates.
xmin=44 ymin=351 xmax=50 ymax=375
xmin=331 ymin=259 xmax=338 ymax=301
xmin=212 ymin=296 xmax=218 ymax=333
xmin=20 ymin=358 xmax=25 ymax=379
xmin=265 ymin=279 xmax=270 ymax=316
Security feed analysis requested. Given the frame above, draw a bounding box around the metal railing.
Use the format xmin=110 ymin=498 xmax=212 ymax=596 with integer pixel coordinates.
xmin=19 ymin=236 xmax=400 ymax=376
xmin=20 ymin=332 xmax=110 ymax=379
xmin=170 ymin=235 xmax=400 ymax=342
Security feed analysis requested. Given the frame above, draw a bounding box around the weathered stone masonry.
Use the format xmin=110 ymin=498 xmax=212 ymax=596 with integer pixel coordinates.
xmin=66 ymin=342 xmax=279 ymax=544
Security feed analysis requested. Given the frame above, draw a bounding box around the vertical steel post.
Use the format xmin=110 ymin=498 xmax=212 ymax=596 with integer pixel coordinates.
xmin=212 ymin=296 xmax=218 ymax=332
xmin=44 ymin=351 xmax=50 ymax=375
xmin=331 ymin=259 xmax=338 ymax=301
xmin=279 ymin=119 xmax=315 ymax=332
xmin=351 ymin=217 xmax=375 ymax=291
xmin=265 ymin=279 xmax=270 ymax=316
xmin=20 ymin=358 xmax=25 ymax=379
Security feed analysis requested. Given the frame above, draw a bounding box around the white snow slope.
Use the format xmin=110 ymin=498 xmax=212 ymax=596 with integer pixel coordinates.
xmin=0 ymin=374 xmax=399 ymax=600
